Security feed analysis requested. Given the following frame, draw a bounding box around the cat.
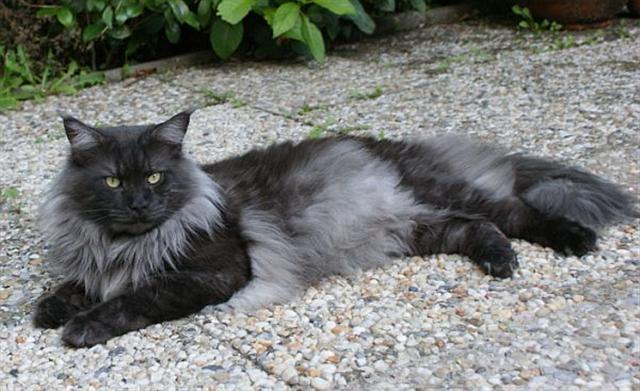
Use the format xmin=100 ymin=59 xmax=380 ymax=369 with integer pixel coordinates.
xmin=33 ymin=110 xmax=638 ymax=347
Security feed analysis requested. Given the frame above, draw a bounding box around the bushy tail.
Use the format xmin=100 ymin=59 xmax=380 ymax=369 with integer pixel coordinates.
xmin=510 ymin=155 xmax=639 ymax=229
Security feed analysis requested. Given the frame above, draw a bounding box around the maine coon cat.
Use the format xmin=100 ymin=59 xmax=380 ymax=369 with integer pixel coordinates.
xmin=33 ymin=111 xmax=638 ymax=347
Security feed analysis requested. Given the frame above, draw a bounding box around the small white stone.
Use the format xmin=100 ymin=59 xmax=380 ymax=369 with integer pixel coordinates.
xmin=150 ymin=371 xmax=163 ymax=383
xmin=373 ymin=360 xmax=389 ymax=372
xmin=281 ymin=367 xmax=298 ymax=383
xmin=311 ymin=377 xmax=331 ymax=390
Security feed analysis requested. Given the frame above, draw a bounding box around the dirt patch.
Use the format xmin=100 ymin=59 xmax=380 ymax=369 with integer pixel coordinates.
xmin=0 ymin=2 xmax=79 ymax=73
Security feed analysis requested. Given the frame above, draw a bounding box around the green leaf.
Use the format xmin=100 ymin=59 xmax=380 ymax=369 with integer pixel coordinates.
xmin=0 ymin=96 xmax=18 ymax=110
xmin=126 ymin=2 xmax=144 ymax=18
xmin=409 ymin=0 xmax=426 ymax=13
xmin=183 ymin=11 xmax=201 ymax=29
xmin=165 ymin=19 xmax=181 ymax=43
xmin=52 ymin=85 xmax=77 ymax=95
xmin=87 ymin=0 xmax=106 ymax=12
xmin=345 ymin=0 xmax=374 ymax=34
xmin=102 ymin=6 xmax=114 ymax=27
xmin=210 ymin=17 xmax=243 ymax=59
xmin=36 ymin=7 xmax=60 ymax=17
xmin=272 ymin=3 xmax=300 ymax=37
xmin=197 ymin=0 xmax=212 ymax=26
xmin=300 ymin=14 xmax=325 ymax=62
xmin=263 ymin=7 xmax=276 ymax=25
xmin=167 ymin=0 xmax=199 ymax=28
xmin=16 ymin=46 xmax=35 ymax=84
xmin=377 ymin=0 xmax=395 ymax=12
xmin=512 ymin=5 xmax=523 ymax=16
xmin=115 ymin=5 xmax=130 ymax=24
xmin=168 ymin=0 xmax=191 ymax=20
xmin=312 ymin=0 xmax=356 ymax=15
xmin=56 ymin=7 xmax=75 ymax=28
xmin=1 ymin=187 xmax=19 ymax=199
xmin=217 ymin=0 xmax=255 ymax=24
xmin=252 ymin=0 xmax=268 ymax=10
xmin=126 ymin=38 xmax=142 ymax=56
xmin=139 ymin=13 xmax=165 ymax=34
xmin=282 ymin=19 xmax=303 ymax=41
xmin=83 ymin=22 xmax=105 ymax=42
xmin=108 ymin=25 xmax=132 ymax=39
xmin=73 ymin=71 xmax=105 ymax=87
xmin=323 ymin=11 xmax=339 ymax=40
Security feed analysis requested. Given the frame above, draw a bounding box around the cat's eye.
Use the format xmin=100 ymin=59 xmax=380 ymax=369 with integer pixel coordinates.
xmin=105 ymin=176 xmax=121 ymax=188
xmin=147 ymin=172 xmax=162 ymax=185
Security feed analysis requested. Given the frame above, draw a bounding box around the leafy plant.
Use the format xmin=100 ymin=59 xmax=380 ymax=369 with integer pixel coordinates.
xmin=614 ymin=25 xmax=631 ymax=39
xmin=308 ymin=125 xmax=326 ymax=139
xmin=37 ymin=0 xmax=430 ymax=66
xmin=202 ymin=88 xmax=245 ymax=107
xmin=545 ymin=35 xmax=576 ymax=51
xmin=36 ymin=0 xmax=355 ymax=63
xmin=0 ymin=45 xmax=104 ymax=110
xmin=512 ymin=5 xmax=561 ymax=33
xmin=1 ymin=187 xmax=19 ymax=200
xmin=350 ymin=85 xmax=383 ymax=100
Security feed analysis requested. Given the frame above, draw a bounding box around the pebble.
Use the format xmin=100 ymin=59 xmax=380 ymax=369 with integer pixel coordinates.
xmin=373 ymin=360 xmax=389 ymax=372
xmin=311 ymin=377 xmax=331 ymax=390
xmin=520 ymin=368 xmax=541 ymax=380
xmin=280 ymin=367 xmax=298 ymax=383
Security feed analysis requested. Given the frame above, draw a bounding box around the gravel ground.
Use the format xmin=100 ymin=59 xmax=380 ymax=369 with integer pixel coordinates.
xmin=1 ymin=19 xmax=639 ymax=390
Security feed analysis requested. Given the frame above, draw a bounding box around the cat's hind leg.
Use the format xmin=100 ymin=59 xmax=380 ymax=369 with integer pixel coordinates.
xmin=488 ymin=197 xmax=598 ymax=256
xmin=214 ymin=278 xmax=301 ymax=312
xmin=415 ymin=217 xmax=518 ymax=278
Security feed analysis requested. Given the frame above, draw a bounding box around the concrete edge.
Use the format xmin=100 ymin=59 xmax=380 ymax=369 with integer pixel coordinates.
xmin=373 ymin=3 xmax=478 ymax=35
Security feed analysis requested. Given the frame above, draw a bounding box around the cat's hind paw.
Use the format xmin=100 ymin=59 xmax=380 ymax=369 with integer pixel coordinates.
xmin=478 ymin=244 xmax=519 ymax=279
xmin=550 ymin=219 xmax=598 ymax=256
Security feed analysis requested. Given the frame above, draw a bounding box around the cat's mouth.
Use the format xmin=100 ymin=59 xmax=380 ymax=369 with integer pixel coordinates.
xmin=111 ymin=221 xmax=158 ymax=235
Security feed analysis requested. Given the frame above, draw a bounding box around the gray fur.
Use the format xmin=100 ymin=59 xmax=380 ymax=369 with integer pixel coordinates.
xmin=40 ymin=163 xmax=223 ymax=301
xmin=224 ymin=141 xmax=435 ymax=311
xmin=511 ymin=155 xmax=639 ymax=228
xmin=523 ymin=178 xmax=638 ymax=228
xmin=427 ymin=136 xmax=515 ymax=200
xmin=427 ymin=136 xmax=637 ymax=227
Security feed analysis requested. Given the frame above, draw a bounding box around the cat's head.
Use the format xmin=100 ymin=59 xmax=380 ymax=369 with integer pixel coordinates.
xmin=57 ymin=111 xmax=200 ymax=236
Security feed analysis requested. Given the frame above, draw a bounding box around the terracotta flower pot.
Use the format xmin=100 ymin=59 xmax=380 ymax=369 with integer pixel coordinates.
xmin=630 ymin=0 xmax=640 ymax=17
xmin=523 ymin=0 xmax=625 ymax=24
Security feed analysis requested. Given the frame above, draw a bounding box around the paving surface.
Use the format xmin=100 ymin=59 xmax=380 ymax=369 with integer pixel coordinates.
xmin=1 ymin=18 xmax=639 ymax=390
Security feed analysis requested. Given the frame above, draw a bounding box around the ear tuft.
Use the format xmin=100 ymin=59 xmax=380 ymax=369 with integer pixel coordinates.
xmin=60 ymin=114 xmax=102 ymax=150
xmin=150 ymin=110 xmax=194 ymax=146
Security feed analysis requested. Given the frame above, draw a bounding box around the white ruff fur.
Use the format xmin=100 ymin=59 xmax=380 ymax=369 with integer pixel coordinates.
xmin=40 ymin=167 xmax=223 ymax=301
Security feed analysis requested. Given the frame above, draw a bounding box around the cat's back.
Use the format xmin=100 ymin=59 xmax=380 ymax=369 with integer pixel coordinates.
xmin=201 ymin=137 xmax=385 ymax=205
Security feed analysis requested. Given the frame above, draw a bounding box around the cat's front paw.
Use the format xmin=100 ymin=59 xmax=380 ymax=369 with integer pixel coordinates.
xmin=33 ymin=295 xmax=76 ymax=329
xmin=62 ymin=313 xmax=116 ymax=348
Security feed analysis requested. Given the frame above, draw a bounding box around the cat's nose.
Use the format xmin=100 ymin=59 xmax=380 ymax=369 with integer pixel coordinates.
xmin=127 ymin=194 xmax=148 ymax=212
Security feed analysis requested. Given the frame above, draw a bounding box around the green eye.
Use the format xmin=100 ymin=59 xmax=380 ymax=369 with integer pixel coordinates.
xmin=147 ymin=172 xmax=162 ymax=185
xmin=105 ymin=176 xmax=121 ymax=188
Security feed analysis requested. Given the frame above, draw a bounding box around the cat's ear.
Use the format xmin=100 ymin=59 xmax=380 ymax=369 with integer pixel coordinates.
xmin=60 ymin=114 xmax=103 ymax=150
xmin=149 ymin=110 xmax=194 ymax=146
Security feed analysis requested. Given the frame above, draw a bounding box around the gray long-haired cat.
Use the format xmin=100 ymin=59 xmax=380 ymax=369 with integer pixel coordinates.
xmin=33 ymin=111 xmax=638 ymax=347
